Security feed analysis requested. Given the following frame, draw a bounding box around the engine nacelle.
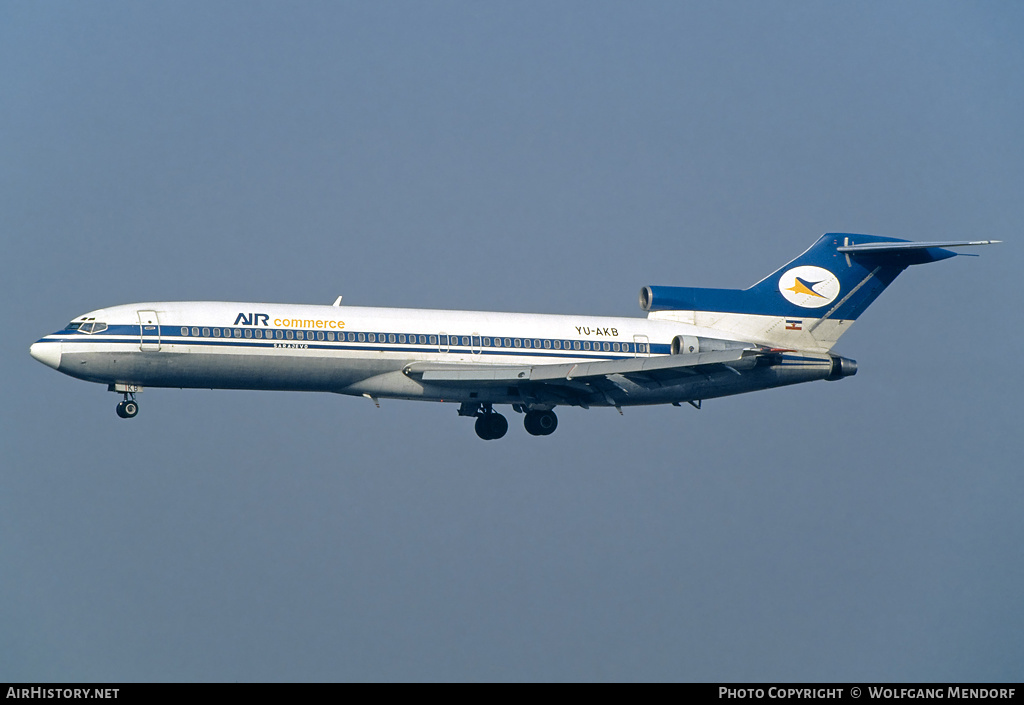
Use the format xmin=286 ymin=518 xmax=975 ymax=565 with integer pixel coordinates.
xmin=670 ymin=335 xmax=751 ymax=355
xmin=671 ymin=335 xmax=698 ymax=355
xmin=826 ymin=355 xmax=858 ymax=381
xmin=640 ymin=286 xmax=688 ymax=312
xmin=640 ymin=285 xmax=747 ymax=313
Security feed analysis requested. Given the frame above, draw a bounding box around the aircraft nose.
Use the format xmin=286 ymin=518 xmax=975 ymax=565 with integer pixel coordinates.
xmin=30 ymin=341 xmax=62 ymax=370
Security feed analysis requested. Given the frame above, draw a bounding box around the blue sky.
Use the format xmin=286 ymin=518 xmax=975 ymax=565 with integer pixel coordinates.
xmin=2 ymin=1 xmax=1022 ymax=681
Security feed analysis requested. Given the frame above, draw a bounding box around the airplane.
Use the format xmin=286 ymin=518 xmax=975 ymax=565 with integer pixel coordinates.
xmin=29 ymin=233 xmax=997 ymax=439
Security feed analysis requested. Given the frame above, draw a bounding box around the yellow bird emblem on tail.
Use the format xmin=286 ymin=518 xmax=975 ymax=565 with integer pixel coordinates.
xmin=786 ymin=277 xmax=828 ymax=299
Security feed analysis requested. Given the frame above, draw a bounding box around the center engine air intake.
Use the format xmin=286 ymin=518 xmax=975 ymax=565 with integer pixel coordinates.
xmin=639 ymin=286 xmax=655 ymax=312
xmin=640 ymin=285 xmax=749 ymax=313
xmin=640 ymin=286 xmax=688 ymax=312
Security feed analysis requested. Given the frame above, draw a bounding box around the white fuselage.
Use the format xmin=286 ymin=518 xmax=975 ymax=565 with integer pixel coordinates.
xmin=30 ymin=301 xmax=837 ymax=410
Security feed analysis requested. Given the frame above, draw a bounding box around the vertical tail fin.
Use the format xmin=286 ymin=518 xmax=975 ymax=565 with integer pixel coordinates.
xmin=640 ymin=234 xmax=998 ymax=351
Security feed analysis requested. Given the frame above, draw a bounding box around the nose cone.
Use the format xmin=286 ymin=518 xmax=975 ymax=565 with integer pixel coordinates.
xmin=30 ymin=341 xmax=62 ymax=370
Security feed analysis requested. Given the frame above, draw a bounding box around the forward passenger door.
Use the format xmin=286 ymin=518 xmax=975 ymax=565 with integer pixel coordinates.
xmin=138 ymin=310 xmax=161 ymax=351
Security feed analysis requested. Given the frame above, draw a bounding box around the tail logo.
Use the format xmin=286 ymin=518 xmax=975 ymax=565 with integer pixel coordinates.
xmin=778 ymin=266 xmax=841 ymax=308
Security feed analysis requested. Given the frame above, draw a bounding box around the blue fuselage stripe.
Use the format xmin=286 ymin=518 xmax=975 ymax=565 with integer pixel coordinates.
xmin=44 ymin=324 xmax=665 ymax=359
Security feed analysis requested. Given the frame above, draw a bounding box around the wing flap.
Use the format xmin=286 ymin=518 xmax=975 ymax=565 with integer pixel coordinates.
xmin=419 ymin=366 xmax=532 ymax=383
xmin=529 ymin=348 xmax=749 ymax=381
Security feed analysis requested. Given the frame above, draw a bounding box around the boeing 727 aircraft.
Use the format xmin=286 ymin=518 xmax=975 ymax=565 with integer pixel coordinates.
xmin=30 ymin=234 xmax=996 ymax=439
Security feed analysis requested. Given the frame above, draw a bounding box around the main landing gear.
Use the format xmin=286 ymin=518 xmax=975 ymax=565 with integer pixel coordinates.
xmin=115 ymin=394 xmax=139 ymax=419
xmin=460 ymin=402 xmax=510 ymax=440
xmin=459 ymin=403 xmax=558 ymax=439
xmin=474 ymin=409 xmax=508 ymax=440
xmin=523 ymin=409 xmax=557 ymax=436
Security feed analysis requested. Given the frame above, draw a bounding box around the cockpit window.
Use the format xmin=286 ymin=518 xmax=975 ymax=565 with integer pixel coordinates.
xmin=76 ymin=322 xmax=108 ymax=334
xmin=67 ymin=322 xmax=81 ymax=330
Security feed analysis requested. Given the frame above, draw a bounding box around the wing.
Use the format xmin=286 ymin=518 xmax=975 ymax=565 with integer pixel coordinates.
xmin=403 ymin=348 xmax=762 ymax=407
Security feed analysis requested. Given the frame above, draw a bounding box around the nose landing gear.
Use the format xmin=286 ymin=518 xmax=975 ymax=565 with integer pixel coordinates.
xmin=115 ymin=394 xmax=139 ymax=418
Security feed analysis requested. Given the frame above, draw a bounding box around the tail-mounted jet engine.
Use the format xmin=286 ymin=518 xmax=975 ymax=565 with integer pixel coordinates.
xmin=827 ymin=355 xmax=858 ymax=381
xmin=670 ymin=335 xmax=751 ymax=355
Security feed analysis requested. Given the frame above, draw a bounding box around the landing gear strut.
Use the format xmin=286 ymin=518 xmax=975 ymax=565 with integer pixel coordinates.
xmin=523 ymin=409 xmax=558 ymax=436
xmin=115 ymin=394 xmax=139 ymax=419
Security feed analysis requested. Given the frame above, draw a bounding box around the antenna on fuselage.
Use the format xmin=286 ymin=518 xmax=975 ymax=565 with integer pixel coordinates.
xmin=332 ymin=296 xmax=343 ymax=306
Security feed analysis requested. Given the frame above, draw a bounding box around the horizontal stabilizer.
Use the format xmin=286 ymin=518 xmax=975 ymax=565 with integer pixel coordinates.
xmin=837 ymin=240 xmax=1000 ymax=253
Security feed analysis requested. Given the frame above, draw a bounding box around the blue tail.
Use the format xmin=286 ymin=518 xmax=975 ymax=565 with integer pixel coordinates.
xmin=640 ymin=233 xmax=996 ymax=349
